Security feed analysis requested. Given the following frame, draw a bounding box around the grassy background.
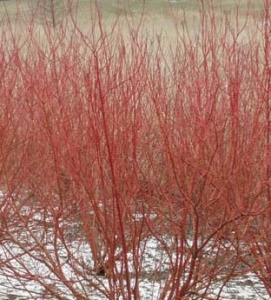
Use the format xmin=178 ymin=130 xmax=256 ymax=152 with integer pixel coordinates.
xmin=0 ymin=0 xmax=265 ymax=22
xmin=0 ymin=0 xmax=265 ymax=57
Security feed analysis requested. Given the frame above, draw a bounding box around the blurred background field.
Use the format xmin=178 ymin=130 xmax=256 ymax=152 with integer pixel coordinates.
xmin=0 ymin=0 xmax=265 ymax=30
xmin=0 ymin=0 xmax=266 ymax=54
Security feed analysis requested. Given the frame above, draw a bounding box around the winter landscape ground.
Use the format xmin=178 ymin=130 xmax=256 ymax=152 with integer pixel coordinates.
xmin=0 ymin=0 xmax=270 ymax=299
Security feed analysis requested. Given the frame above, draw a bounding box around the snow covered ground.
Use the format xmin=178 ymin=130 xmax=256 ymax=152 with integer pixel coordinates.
xmin=0 ymin=194 xmax=269 ymax=300
xmin=0 ymin=234 xmax=269 ymax=300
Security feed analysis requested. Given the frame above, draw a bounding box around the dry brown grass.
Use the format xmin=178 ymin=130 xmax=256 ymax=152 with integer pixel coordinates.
xmin=0 ymin=0 xmax=264 ymax=34
xmin=0 ymin=0 xmax=265 ymax=73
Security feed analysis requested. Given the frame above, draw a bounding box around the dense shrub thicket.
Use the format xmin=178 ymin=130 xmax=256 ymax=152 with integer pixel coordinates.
xmin=0 ymin=0 xmax=270 ymax=299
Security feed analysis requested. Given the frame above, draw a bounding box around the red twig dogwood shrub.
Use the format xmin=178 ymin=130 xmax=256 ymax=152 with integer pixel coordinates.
xmin=0 ymin=0 xmax=270 ymax=299
xmin=238 ymin=1 xmax=271 ymax=297
xmin=136 ymin=9 xmax=268 ymax=299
